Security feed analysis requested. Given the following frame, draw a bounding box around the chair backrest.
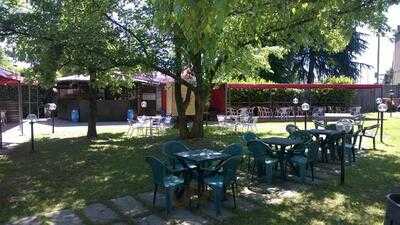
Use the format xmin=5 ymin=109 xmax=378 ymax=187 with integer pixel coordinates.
xmin=305 ymin=141 xmax=319 ymax=162
xmin=242 ymin=132 xmax=258 ymax=145
xmin=288 ymin=130 xmax=313 ymax=143
xmin=286 ymin=124 xmax=300 ymax=134
xmin=162 ymin=141 xmax=190 ymax=165
xmin=145 ymin=156 xmax=166 ymax=186
xmin=362 ymin=124 xmax=379 ymax=136
xmin=247 ymin=140 xmax=272 ymax=160
xmin=219 ymin=156 xmax=242 ymax=185
xmin=325 ymin=124 xmax=337 ymax=130
xmin=313 ymin=120 xmax=325 ymax=129
xmin=252 ymin=116 xmax=259 ymax=124
xmin=163 ymin=116 xmax=172 ymax=125
xmin=223 ymin=143 xmax=243 ymax=157
xmin=217 ymin=115 xmax=225 ymax=122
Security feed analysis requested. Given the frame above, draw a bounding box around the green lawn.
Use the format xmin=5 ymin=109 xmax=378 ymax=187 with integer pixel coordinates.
xmin=1 ymin=115 xmax=400 ymax=224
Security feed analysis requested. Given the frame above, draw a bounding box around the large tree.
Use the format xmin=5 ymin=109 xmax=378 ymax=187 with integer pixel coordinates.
xmin=262 ymin=31 xmax=371 ymax=83
xmin=111 ymin=0 xmax=397 ymax=138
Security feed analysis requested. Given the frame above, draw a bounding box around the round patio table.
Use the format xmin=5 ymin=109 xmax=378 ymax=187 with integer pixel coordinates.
xmin=174 ymin=149 xmax=230 ymax=206
xmin=262 ymin=137 xmax=303 ymax=180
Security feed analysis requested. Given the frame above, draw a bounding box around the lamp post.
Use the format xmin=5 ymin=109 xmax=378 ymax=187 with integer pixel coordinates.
xmin=376 ymin=98 xmax=382 ymax=123
xmin=292 ymin=98 xmax=299 ymax=126
xmin=378 ymin=102 xmax=388 ymax=142
xmin=27 ymin=114 xmax=37 ymax=153
xmin=46 ymin=103 xmax=57 ymax=134
xmin=389 ymin=90 xmax=395 ymax=117
xmin=0 ymin=115 xmax=4 ymax=151
xmin=141 ymin=101 xmax=147 ymax=116
xmin=301 ymin=102 xmax=310 ymax=130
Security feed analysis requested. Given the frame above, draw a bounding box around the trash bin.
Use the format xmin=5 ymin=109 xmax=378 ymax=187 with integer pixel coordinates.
xmin=385 ymin=193 xmax=400 ymax=225
xmin=71 ymin=109 xmax=80 ymax=123
xmin=127 ymin=109 xmax=135 ymax=121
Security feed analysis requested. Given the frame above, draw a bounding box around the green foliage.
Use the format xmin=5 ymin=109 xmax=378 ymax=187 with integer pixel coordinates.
xmin=230 ymin=76 xmax=355 ymax=106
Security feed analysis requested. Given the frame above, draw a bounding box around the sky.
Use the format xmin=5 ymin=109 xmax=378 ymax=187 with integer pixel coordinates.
xmin=357 ymin=4 xmax=400 ymax=84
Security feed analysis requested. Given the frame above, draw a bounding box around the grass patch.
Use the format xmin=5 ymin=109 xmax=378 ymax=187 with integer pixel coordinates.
xmin=1 ymin=115 xmax=400 ymax=224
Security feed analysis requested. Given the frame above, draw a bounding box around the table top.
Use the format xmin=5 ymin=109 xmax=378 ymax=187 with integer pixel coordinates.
xmin=174 ymin=149 xmax=229 ymax=163
xmin=262 ymin=137 xmax=302 ymax=146
xmin=308 ymin=129 xmax=343 ymax=135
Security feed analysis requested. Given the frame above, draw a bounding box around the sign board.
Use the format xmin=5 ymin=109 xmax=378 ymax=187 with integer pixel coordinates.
xmin=142 ymin=93 xmax=156 ymax=101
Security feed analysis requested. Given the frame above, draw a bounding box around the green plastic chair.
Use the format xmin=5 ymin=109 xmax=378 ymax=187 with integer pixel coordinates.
xmin=145 ymin=156 xmax=184 ymax=214
xmin=288 ymin=130 xmax=313 ymax=155
xmin=344 ymin=129 xmax=361 ymax=164
xmin=286 ymin=124 xmax=300 ymax=135
xmin=289 ymin=141 xmax=319 ymax=182
xmin=204 ymin=156 xmax=242 ymax=215
xmin=222 ymin=143 xmax=243 ymax=157
xmin=247 ymin=140 xmax=279 ymax=183
xmin=241 ymin=132 xmax=258 ymax=172
xmin=162 ymin=140 xmax=196 ymax=173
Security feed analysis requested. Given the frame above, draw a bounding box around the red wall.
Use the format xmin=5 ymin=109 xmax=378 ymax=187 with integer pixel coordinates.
xmin=210 ymin=85 xmax=225 ymax=114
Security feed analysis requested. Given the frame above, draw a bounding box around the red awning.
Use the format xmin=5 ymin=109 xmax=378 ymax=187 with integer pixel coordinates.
xmin=0 ymin=67 xmax=23 ymax=85
xmin=226 ymin=83 xmax=383 ymax=90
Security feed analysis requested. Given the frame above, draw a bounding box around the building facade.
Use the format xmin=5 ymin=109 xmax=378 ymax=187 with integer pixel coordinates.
xmin=393 ymin=25 xmax=400 ymax=84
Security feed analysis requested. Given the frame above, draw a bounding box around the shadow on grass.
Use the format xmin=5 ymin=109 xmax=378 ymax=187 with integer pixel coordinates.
xmin=1 ymin=126 xmax=399 ymax=225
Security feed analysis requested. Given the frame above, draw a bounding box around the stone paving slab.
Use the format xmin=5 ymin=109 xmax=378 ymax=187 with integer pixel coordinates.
xmin=44 ymin=209 xmax=84 ymax=225
xmin=110 ymin=195 xmax=149 ymax=219
xmin=167 ymin=209 xmax=209 ymax=225
xmin=137 ymin=192 xmax=166 ymax=208
xmin=135 ymin=215 xmax=167 ymax=225
xmin=83 ymin=203 xmax=120 ymax=224
xmin=200 ymin=203 xmax=234 ymax=222
xmin=6 ymin=216 xmax=42 ymax=225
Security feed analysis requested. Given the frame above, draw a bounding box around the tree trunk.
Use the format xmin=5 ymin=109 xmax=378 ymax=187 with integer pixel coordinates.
xmin=307 ymin=51 xmax=316 ymax=84
xmin=174 ymin=80 xmax=190 ymax=139
xmin=189 ymin=52 xmax=206 ymax=138
xmin=87 ymin=71 xmax=97 ymax=139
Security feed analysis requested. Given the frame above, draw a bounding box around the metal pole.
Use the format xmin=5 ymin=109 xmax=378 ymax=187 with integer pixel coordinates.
xmin=304 ymin=112 xmax=307 ymax=130
xmin=294 ymin=107 xmax=297 ymax=126
xmin=52 ymin=111 xmax=55 ymax=134
xmin=0 ymin=121 xmax=3 ymax=150
xmin=36 ymin=86 xmax=39 ymax=118
xmin=30 ymin=121 xmax=34 ymax=153
xmin=340 ymin=132 xmax=345 ymax=185
xmin=380 ymin=111 xmax=384 ymax=142
xmin=376 ymin=33 xmax=380 ymax=84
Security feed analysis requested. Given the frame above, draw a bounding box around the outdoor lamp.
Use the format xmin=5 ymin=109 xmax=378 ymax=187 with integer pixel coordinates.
xmin=292 ymin=98 xmax=299 ymax=126
xmin=389 ymin=90 xmax=395 ymax=117
xmin=141 ymin=101 xmax=147 ymax=116
xmin=27 ymin=114 xmax=38 ymax=153
xmin=46 ymin=103 xmax=57 ymax=134
xmin=301 ymin=102 xmax=310 ymax=130
xmin=378 ymin=102 xmax=388 ymax=142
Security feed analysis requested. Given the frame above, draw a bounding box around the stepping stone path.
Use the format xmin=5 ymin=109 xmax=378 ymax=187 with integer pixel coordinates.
xmin=135 ymin=215 xmax=167 ymax=225
xmin=6 ymin=216 xmax=41 ymax=225
xmin=110 ymin=195 xmax=149 ymax=219
xmin=83 ymin=203 xmax=120 ymax=224
xmin=7 ymin=193 xmax=261 ymax=225
xmin=44 ymin=209 xmax=84 ymax=225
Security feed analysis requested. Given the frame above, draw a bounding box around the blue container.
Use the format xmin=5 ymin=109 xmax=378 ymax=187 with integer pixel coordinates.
xmin=127 ymin=109 xmax=135 ymax=121
xmin=71 ymin=109 xmax=79 ymax=123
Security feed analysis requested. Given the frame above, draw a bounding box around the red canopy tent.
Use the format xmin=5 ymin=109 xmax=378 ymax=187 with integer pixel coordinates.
xmin=0 ymin=67 xmax=24 ymax=134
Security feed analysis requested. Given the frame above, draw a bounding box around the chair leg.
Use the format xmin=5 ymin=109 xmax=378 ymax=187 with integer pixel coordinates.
xmin=165 ymin=188 xmax=173 ymax=214
xmin=231 ymin=184 xmax=237 ymax=209
xmin=352 ymin=147 xmax=356 ymax=162
xmin=310 ymin=163 xmax=314 ymax=181
xmin=373 ymin=138 xmax=376 ymax=150
xmin=214 ymin=187 xmax=223 ymax=216
xmin=153 ymin=184 xmax=158 ymax=207
xmin=298 ymin=163 xmax=306 ymax=183
xmin=265 ymin=163 xmax=274 ymax=184
xmin=358 ymin=136 xmax=363 ymax=151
